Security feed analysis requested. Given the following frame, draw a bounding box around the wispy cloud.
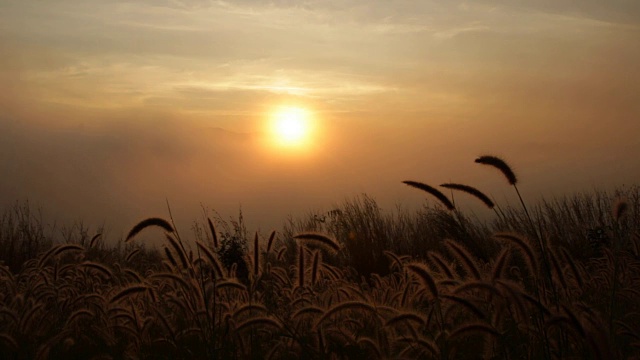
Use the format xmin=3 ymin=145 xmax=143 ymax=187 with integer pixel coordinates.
xmin=1 ymin=0 xmax=639 ymax=233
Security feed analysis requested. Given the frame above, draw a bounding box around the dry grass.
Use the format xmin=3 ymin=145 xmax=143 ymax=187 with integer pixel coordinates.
xmin=1 ymin=160 xmax=639 ymax=359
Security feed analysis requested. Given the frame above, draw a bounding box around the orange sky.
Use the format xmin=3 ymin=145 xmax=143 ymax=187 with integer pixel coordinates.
xmin=1 ymin=1 xmax=639 ymax=237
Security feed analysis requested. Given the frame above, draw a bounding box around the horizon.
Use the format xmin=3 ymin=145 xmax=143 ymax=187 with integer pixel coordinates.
xmin=2 ymin=1 xmax=639 ymax=239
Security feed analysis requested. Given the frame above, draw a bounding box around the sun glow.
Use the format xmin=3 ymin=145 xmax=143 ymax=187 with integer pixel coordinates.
xmin=270 ymin=106 xmax=313 ymax=147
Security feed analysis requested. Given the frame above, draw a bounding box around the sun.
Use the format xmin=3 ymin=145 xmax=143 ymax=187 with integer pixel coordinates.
xmin=270 ymin=106 xmax=312 ymax=147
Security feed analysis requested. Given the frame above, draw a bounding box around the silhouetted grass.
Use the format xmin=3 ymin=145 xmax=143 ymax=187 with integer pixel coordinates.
xmin=1 ymin=161 xmax=639 ymax=359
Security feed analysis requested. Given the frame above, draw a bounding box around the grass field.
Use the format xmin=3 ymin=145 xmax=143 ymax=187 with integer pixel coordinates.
xmin=1 ymin=158 xmax=639 ymax=359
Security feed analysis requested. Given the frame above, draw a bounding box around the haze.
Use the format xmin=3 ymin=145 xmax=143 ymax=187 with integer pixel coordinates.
xmin=1 ymin=1 xmax=639 ymax=238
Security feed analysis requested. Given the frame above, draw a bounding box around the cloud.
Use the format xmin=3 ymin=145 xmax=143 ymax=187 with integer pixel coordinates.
xmin=1 ymin=0 xmax=639 ymax=237
xmin=477 ymin=0 xmax=640 ymax=27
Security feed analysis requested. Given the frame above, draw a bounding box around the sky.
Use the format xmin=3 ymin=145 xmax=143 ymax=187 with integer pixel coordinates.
xmin=1 ymin=0 xmax=639 ymax=240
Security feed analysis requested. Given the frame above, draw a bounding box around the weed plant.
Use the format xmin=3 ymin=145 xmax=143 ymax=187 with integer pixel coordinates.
xmin=1 ymin=157 xmax=639 ymax=359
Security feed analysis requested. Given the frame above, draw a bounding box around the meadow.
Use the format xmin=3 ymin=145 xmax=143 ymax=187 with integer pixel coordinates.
xmin=1 ymin=156 xmax=639 ymax=359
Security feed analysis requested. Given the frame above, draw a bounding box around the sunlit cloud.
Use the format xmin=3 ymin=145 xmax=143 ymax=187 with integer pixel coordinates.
xmin=0 ymin=0 xmax=638 ymax=233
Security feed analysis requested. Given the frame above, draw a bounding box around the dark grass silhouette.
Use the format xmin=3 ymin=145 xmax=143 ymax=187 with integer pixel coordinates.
xmin=1 ymin=158 xmax=639 ymax=359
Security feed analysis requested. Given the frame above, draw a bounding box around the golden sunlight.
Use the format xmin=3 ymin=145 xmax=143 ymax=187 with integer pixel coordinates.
xmin=270 ymin=106 xmax=312 ymax=147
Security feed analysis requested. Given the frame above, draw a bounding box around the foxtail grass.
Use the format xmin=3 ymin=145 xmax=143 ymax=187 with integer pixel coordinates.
xmin=476 ymin=155 xmax=555 ymax=308
xmin=88 ymin=233 xmax=102 ymax=249
xmin=441 ymin=294 xmax=486 ymax=320
xmin=125 ymin=248 xmax=140 ymax=262
xmin=166 ymin=234 xmax=188 ymax=269
xmin=311 ymin=251 xmax=320 ymax=286
xmin=444 ymin=239 xmax=482 ymax=280
xmin=475 ymin=155 xmax=517 ymax=185
xmin=428 ymin=251 xmax=455 ymax=279
xmin=126 ymin=217 xmax=174 ymax=242
xmin=235 ymin=316 xmax=282 ymax=333
xmin=490 ymin=247 xmax=510 ymax=282
xmin=253 ymin=232 xmax=259 ymax=276
xmin=207 ymin=217 xmax=219 ymax=248
xmin=383 ymin=250 xmax=404 ymax=272
xmin=493 ymin=233 xmax=538 ymax=275
xmin=314 ymin=301 xmax=378 ymax=328
xmin=298 ymin=245 xmax=306 ymax=289
xmin=385 ymin=312 xmax=425 ymax=327
xmin=293 ymin=233 xmax=341 ymax=252
xmin=440 ymin=183 xmax=495 ymax=209
xmin=448 ymin=322 xmax=500 ymax=340
xmin=164 ymin=246 xmax=178 ymax=268
xmin=80 ymin=261 xmax=113 ymax=279
xmin=266 ymin=230 xmax=276 ymax=253
xmin=406 ymin=263 xmax=439 ymax=299
xmin=292 ymin=306 xmax=324 ymax=320
xmin=195 ymin=241 xmax=224 ymax=278
xmin=403 ymin=181 xmax=455 ymax=210
xmin=53 ymin=244 xmax=84 ymax=256
xmin=110 ymin=285 xmax=148 ymax=304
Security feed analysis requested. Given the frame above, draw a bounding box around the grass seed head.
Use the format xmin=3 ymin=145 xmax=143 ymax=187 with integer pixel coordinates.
xmin=126 ymin=217 xmax=174 ymax=242
xmin=293 ymin=233 xmax=341 ymax=252
xmin=475 ymin=155 xmax=518 ymax=185
xmin=403 ymin=181 xmax=455 ymax=210
xmin=440 ymin=183 xmax=495 ymax=209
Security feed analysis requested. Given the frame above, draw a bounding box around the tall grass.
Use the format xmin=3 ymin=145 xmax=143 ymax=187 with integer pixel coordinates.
xmin=1 ymin=160 xmax=639 ymax=359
